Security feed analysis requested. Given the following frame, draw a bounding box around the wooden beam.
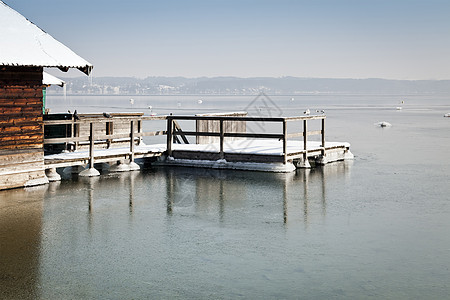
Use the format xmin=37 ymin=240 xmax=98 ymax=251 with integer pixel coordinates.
xmin=282 ymin=120 xmax=287 ymax=164
xmin=88 ymin=123 xmax=95 ymax=168
xmin=303 ymin=119 xmax=308 ymax=160
xmin=321 ymin=118 xmax=326 ymax=155
xmin=130 ymin=120 xmax=135 ymax=162
xmin=219 ymin=120 xmax=224 ymax=159
xmin=166 ymin=118 xmax=173 ymax=156
xmin=173 ymin=120 xmax=189 ymax=144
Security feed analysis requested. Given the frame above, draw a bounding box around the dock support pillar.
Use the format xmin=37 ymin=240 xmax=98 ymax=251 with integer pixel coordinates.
xmin=109 ymin=160 xmax=131 ymax=172
xmin=45 ymin=168 xmax=61 ymax=182
xmin=79 ymin=122 xmax=100 ymax=177
xmin=79 ymin=167 xmax=100 ymax=177
xmin=298 ymin=157 xmax=311 ymax=168
xmin=316 ymin=155 xmax=328 ymax=165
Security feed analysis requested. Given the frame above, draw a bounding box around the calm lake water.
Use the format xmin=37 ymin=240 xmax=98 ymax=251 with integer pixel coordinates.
xmin=1 ymin=94 xmax=450 ymax=299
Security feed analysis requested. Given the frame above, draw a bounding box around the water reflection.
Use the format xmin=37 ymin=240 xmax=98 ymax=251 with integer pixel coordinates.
xmin=162 ymin=161 xmax=352 ymax=226
xmin=47 ymin=161 xmax=353 ymax=228
xmin=0 ymin=161 xmax=352 ymax=299
xmin=0 ymin=185 xmax=46 ymax=300
xmin=72 ymin=162 xmax=354 ymax=226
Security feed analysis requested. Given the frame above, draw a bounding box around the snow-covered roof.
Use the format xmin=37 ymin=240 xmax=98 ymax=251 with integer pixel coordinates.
xmin=0 ymin=1 xmax=92 ymax=75
xmin=43 ymin=72 xmax=64 ymax=87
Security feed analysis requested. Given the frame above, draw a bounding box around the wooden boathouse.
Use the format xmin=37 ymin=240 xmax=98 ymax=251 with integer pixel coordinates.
xmin=0 ymin=1 xmax=92 ymax=190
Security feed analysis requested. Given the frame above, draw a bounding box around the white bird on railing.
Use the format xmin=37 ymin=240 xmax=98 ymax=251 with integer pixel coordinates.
xmin=304 ymin=109 xmax=310 ymax=115
xmin=316 ymin=109 xmax=325 ymax=114
xmin=103 ymin=112 xmax=112 ymax=118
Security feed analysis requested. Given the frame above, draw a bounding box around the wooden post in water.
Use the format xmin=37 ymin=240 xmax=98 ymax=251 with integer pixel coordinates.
xmin=282 ymin=120 xmax=287 ymax=164
xmin=219 ymin=119 xmax=224 ymax=159
xmin=166 ymin=117 xmax=173 ymax=157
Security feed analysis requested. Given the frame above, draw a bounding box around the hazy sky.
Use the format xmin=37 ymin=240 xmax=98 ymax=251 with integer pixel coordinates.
xmin=5 ymin=0 xmax=450 ymax=79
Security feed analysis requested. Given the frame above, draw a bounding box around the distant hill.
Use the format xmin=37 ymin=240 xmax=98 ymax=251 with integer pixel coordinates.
xmin=46 ymin=76 xmax=450 ymax=95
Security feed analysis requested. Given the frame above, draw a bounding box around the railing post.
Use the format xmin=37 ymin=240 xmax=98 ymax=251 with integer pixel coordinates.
xmin=321 ymin=117 xmax=326 ymax=155
xmin=282 ymin=120 xmax=287 ymax=164
xmin=70 ymin=120 xmax=74 ymax=151
xmin=167 ymin=117 xmax=173 ymax=157
xmin=89 ymin=122 xmax=95 ymax=168
xmin=303 ymin=119 xmax=307 ymax=156
xmin=298 ymin=118 xmax=311 ymax=168
xmin=74 ymin=121 xmax=80 ymax=151
xmin=219 ymin=119 xmax=224 ymax=159
xmin=137 ymin=119 xmax=142 ymax=145
xmin=130 ymin=120 xmax=135 ymax=162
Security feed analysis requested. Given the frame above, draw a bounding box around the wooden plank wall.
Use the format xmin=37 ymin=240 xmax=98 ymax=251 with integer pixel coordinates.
xmin=74 ymin=113 xmax=143 ymax=150
xmin=0 ymin=66 xmax=47 ymax=190
xmin=195 ymin=112 xmax=247 ymax=144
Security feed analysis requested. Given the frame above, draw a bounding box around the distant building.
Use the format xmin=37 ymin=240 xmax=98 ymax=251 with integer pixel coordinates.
xmin=0 ymin=1 xmax=92 ymax=190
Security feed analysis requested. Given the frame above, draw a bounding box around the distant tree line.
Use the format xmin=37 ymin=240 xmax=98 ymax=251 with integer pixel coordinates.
xmin=46 ymin=76 xmax=450 ymax=95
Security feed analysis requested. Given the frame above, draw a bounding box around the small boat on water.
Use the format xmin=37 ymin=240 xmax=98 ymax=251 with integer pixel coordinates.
xmin=444 ymin=113 xmax=450 ymax=117
xmin=375 ymin=121 xmax=392 ymax=127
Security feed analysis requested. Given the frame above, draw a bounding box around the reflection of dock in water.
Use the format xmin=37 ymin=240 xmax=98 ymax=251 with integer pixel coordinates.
xmin=0 ymin=159 xmax=352 ymax=297
xmin=283 ymin=161 xmax=353 ymax=227
xmin=45 ymin=160 xmax=352 ymax=230
xmin=162 ymin=162 xmax=353 ymax=226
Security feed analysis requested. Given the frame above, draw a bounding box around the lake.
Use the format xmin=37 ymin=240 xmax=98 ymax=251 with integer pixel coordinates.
xmin=1 ymin=94 xmax=450 ymax=299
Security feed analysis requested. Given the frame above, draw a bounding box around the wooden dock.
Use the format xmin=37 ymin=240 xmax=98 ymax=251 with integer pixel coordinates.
xmin=43 ymin=112 xmax=353 ymax=178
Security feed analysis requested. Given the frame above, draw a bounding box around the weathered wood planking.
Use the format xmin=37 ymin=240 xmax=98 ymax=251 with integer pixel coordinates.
xmin=0 ymin=66 xmax=47 ymax=190
xmin=0 ymin=149 xmax=45 ymax=189
xmin=195 ymin=112 xmax=247 ymax=144
xmin=0 ymin=67 xmax=44 ymax=151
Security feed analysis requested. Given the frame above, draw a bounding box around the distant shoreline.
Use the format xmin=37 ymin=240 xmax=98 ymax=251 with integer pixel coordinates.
xmin=45 ymin=76 xmax=450 ymax=96
xmin=46 ymin=92 xmax=450 ymax=97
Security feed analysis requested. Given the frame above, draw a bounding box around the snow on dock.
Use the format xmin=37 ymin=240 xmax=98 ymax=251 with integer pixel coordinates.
xmin=45 ymin=139 xmax=352 ymax=173
xmin=43 ymin=112 xmax=353 ymax=177
xmin=160 ymin=139 xmax=352 ymax=172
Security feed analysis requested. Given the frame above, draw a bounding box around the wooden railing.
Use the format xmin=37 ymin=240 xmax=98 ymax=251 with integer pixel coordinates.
xmin=43 ymin=113 xmax=326 ymax=167
xmin=166 ymin=115 xmax=326 ymax=164
xmin=43 ymin=115 xmax=166 ymax=169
